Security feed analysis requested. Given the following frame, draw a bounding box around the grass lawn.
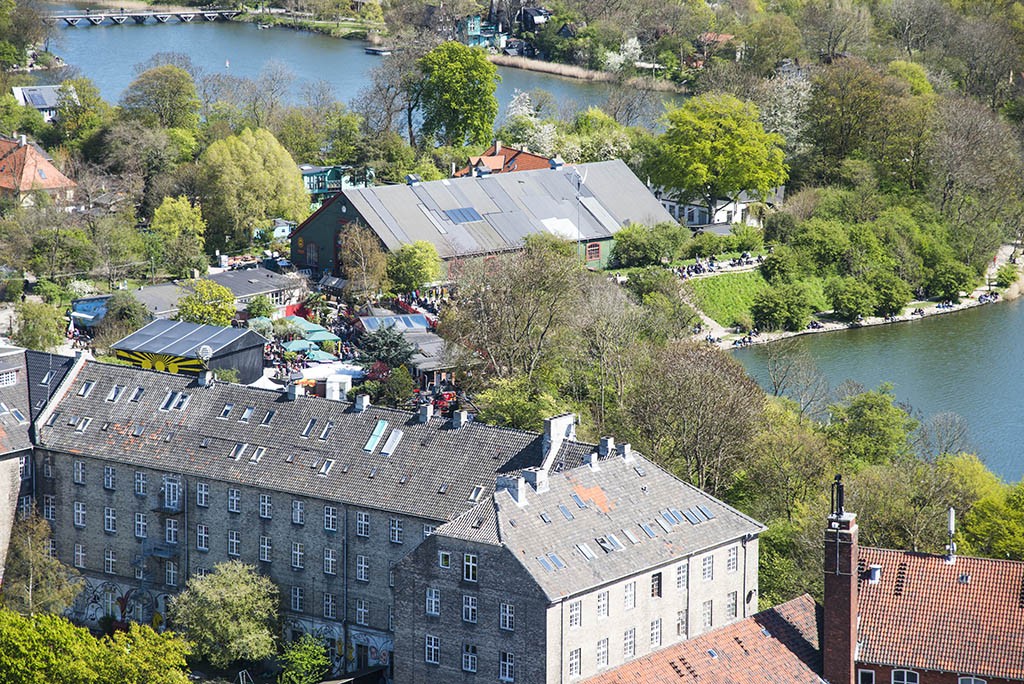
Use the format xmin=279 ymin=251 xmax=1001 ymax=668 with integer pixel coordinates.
xmin=686 ymin=270 xmax=768 ymax=328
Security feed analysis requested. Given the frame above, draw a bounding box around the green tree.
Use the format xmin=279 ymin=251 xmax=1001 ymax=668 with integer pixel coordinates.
xmin=278 ymin=634 xmax=330 ymax=684
xmin=197 ymin=128 xmax=309 ymax=252
xmin=120 ymin=65 xmax=200 ymax=130
xmin=825 ymin=276 xmax=876 ymax=320
xmin=378 ymin=364 xmax=415 ymax=407
xmin=868 ymin=271 xmax=912 ymax=316
xmin=653 ymin=93 xmax=787 ymax=223
xmin=100 ymin=623 xmax=192 ymax=684
xmin=358 ymin=324 xmax=415 ymax=368
xmin=0 ymin=608 xmax=106 ymax=683
xmin=175 ymin=280 xmax=235 ymax=327
xmin=12 ymin=301 xmax=64 ymax=351
xmin=418 ymin=42 xmax=500 ymax=147
xmin=149 ymin=196 xmax=207 ymax=278
xmin=245 ymin=294 xmax=274 ymax=319
xmin=827 ymin=384 xmax=919 ymax=467
xmin=927 ymin=260 xmax=974 ymax=302
xmin=338 ymin=225 xmax=388 ymax=300
xmin=995 ymin=263 xmax=1019 ymax=288
xmin=960 ymin=480 xmax=1024 ymax=560
xmin=2 ymin=508 xmax=81 ymax=616
xmin=477 ymin=374 xmax=570 ymax=431
xmin=751 ymin=282 xmax=815 ymax=331
xmin=387 ymin=240 xmax=442 ymax=292
xmin=53 ymin=78 xmax=112 ymax=147
xmin=168 ymin=561 xmax=278 ymax=669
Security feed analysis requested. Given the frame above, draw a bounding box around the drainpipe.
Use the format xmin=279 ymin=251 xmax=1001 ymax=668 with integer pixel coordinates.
xmin=342 ymin=506 xmax=349 ymax=673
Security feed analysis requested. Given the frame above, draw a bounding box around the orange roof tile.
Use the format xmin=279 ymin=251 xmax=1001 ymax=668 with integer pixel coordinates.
xmin=454 ymin=143 xmax=553 ymax=177
xmin=858 ymin=547 xmax=1024 ymax=679
xmin=0 ymin=137 xmax=76 ymax=194
xmin=583 ymin=594 xmax=823 ymax=684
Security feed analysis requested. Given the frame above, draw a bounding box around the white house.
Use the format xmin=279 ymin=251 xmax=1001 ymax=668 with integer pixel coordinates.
xmin=652 ymin=187 xmax=785 ymax=235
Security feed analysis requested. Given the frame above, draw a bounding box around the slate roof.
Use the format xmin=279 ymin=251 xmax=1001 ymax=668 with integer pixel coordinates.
xmin=128 ymin=268 xmax=300 ymax=318
xmin=857 ymin=547 xmax=1024 ymax=680
xmin=297 ymin=159 xmax=674 ymax=260
xmin=111 ymin=320 xmax=267 ymax=358
xmin=24 ymin=350 xmax=76 ymax=422
xmin=0 ymin=347 xmax=32 ymax=455
xmin=583 ymin=594 xmax=823 ymax=684
xmin=0 ymin=136 xmax=76 ymax=194
xmin=435 ymin=452 xmax=764 ymax=600
xmin=34 ymin=360 xmax=597 ymax=522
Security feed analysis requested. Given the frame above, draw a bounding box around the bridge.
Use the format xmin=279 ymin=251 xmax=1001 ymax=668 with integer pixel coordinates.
xmin=44 ymin=9 xmax=240 ymax=26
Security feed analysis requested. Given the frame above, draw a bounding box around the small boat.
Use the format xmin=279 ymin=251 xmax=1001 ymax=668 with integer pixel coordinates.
xmin=257 ymin=22 xmax=271 ymax=29
xmin=364 ymin=46 xmax=392 ymax=56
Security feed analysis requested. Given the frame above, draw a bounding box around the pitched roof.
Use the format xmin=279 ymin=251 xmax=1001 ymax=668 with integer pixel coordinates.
xmin=0 ymin=136 xmax=76 ymax=194
xmin=33 ymin=360 xmax=597 ymax=522
xmin=12 ymin=85 xmax=63 ymax=110
xmin=435 ymin=452 xmax=764 ymax=600
xmin=583 ymin=594 xmax=823 ymax=684
xmin=0 ymin=347 xmax=33 ymax=455
xmin=857 ymin=547 xmax=1024 ymax=680
xmin=454 ymin=142 xmax=554 ymax=177
xmin=208 ymin=267 xmax=302 ymax=299
xmin=111 ymin=320 xmax=267 ymax=358
xmin=24 ymin=350 xmax=77 ymax=422
xmin=297 ymin=159 xmax=674 ymax=260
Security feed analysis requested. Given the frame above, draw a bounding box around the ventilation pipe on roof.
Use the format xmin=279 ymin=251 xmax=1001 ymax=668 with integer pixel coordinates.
xmin=496 ymin=475 xmax=527 ymax=506
xmin=18 ymin=134 xmax=25 ymax=147
xmin=419 ymin=403 xmax=434 ymax=423
xmin=598 ymin=436 xmax=615 ymax=457
xmin=867 ymin=564 xmax=882 ymax=584
xmin=286 ymin=382 xmax=305 ymax=401
xmin=452 ymin=409 xmax=470 ymax=428
xmin=522 ymin=466 xmax=549 ymax=494
xmin=354 ymin=394 xmax=370 ymax=412
xmin=405 ymin=174 xmax=421 ymax=186
xmin=945 ymin=507 xmax=957 ymax=565
xmin=549 ymin=155 xmax=564 ymax=169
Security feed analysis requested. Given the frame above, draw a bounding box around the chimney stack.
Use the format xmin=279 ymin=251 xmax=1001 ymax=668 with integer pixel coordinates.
xmin=583 ymin=452 xmax=600 ymax=470
xmin=286 ymin=382 xmax=305 ymax=401
xmin=452 ymin=409 xmax=470 ymax=428
xmin=354 ymin=394 xmax=371 ymax=412
xmin=598 ymin=436 xmax=615 ymax=457
xmin=946 ymin=507 xmax=957 ymax=564
xmin=823 ymin=475 xmax=858 ymax=684
xmin=522 ymin=466 xmax=549 ymax=493
xmin=497 ymin=475 xmax=527 ymax=506
xmin=494 ymin=139 xmax=502 ymax=155
xmin=541 ymin=413 xmax=575 ymax=470
xmin=18 ymin=134 xmax=25 ymax=147
xmin=419 ymin=403 xmax=434 ymax=423
xmin=197 ymin=370 xmax=214 ymax=387
xmin=620 ymin=443 xmax=634 ymax=462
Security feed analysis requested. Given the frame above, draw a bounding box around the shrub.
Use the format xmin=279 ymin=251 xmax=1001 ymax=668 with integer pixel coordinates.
xmin=995 ymin=263 xmax=1019 ymax=288
xmin=868 ymin=272 xmax=912 ymax=316
xmin=751 ymin=282 xmax=816 ymax=331
xmin=759 ymin=246 xmax=800 ymax=284
xmin=926 ymin=261 xmax=974 ymax=302
xmin=825 ymin=277 xmax=876 ymax=320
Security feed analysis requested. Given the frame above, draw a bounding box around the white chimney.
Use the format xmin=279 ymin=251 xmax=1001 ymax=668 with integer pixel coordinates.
xmin=497 ymin=475 xmax=527 ymax=506
xmin=583 ymin=452 xmax=600 ymax=470
xmin=286 ymin=382 xmax=304 ymax=401
xmin=325 ymin=376 xmax=348 ymax=402
xmin=620 ymin=443 xmax=634 ymax=462
xmin=419 ymin=403 xmax=434 ymax=423
xmin=946 ymin=507 xmax=957 ymax=564
xmin=541 ymin=413 xmax=576 ymax=470
xmin=197 ymin=370 xmax=214 ymax=387
xmin=18 ymin=134 xmax=26 ymax=147
xmin=598 ymin=436 xmax=615 ymax=457
xmin=354 ymin=394 xmax=371 ymax=412
xmin=867 ymin=564 xmax=882 ymax=584
xmin=452 ymin=410 xmax=470 ymax=428
xmin=522 ymin=467 xmax=549 ymax=493
xmin=494 ymin=139 xmax=502 ymax=155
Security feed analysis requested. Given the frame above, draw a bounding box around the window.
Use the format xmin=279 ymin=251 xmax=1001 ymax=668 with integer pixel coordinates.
xmin=424 ymin=635 xmax=440 ymax=665
xmin=462 ymin=643 xmax=478 ymax=673
xmin=74 ymin=543 xmax=85 ymax=568
xmin=438 ymin=551 xmax=451 ymax=568
xmin=291 ymin=586 xmax=304 ymax=612
xmin=324 ymin=506 xmax=337 ymax=531
xmin=261 ymin=409 xmax=275 ymax=425
xmin=164 ymin=518 xmax=178 ymax=544
xmin=585 ymin=242 xmax=601 ymax=261
xmin=727 ymin=546 xmax=739 ymax=572
xmin=78 ymin=379 xmax=95 ymax=397
xmin=650 ymin=618 xmax=662 ymax=647
xmin=106 ymin=385 xmax=124 ymax=402
xmin=624 ymin=581 xmax=636 ymax=610
xmin=228 ymin=530 xmax=240 ymax=557
xmin=104 ymin=549 xmax=116 ymax=574
xmin=228 ymin=488 xmax=240 ymax=513
xmin=389 ymin=517 xmax=402 ymax=543
xmin=892 ymin=672 xmax=919 ymax=684
xmin=259 ymin=535 xmax=271 ymax=562
xmin=319 ymin=421 xmax=334 ymax=440
xmin=677 ymin=609 xmax=688 ymax=637
xmin=702 ymin=599 xmax=713 ymax=630
xmin=292 ymin=500 xmax=305 ymax=525
xmin=18 ymin=495 xmax=30 ymax=520
xmin=134 ymin=471 xmax=147 ymax=496
xmin=323 ymin=593 xmax=337 ymax=619
xmin=196 ymin=524 xmax=209 ymax=551
xmin=597 ymin=637 xmax=609 ymax=667
xmin=163 ymin=477 xmax=180 ymax=510
xmin=73 ymin=460 xmax=84 ymax=484
xmin=74 ymin=417 xmax=92 ymax=433
xmin=462 ymin=595 xmax=478 ymax=623
xmin=727 ymin=591 xmax=738 ymax=619
xmin=74 ymin=501 xmax=85 ymax=527
xmin=356 ymin=554 xmax=368 ymax=581
xmin=389 ymin=570 xmax=395 ymax=587
xmin=499 ymin=651 xmax=515 ymax=681
xmin=239 ymin=406 xmax=254 ymax=422
xmin=218 ymin=403 xmax=234 ymax=419
xmin=463 ymin=553 xmax=478 ymax=582
xmin=957 ymin=679 xmax=985 ymax=684
xmin=356 ymin=599 xmax=369 ymax=625
xmin=702 ymin=555 xmax=714 ymax=581
xmin=195 ymin=482 xmax=208 ymax=507
xmin=292 ymin=542 xmax=304 ymax=569
xmin=569 ymin=600 xmax=582 ymax=628
xmin=134 ymin=513 xmax=147 ymax=538
xmin=651 ymin=572 xmax=662 ymax=597
xmin=423 ymin=524 xmax=436 ymax=538
xmin=623 ymin=627 xmax=636 ymax=659
xmin=104 ymin=507 xmax=116 ymax=533
xmin=568 ymin=648 xmax=581 ymax=677
xmin=259 ymin=495 xmax=272 ymax=519
xmin=228 ymin=443 xmax=247 ymax=460
xmin=301 ymin=418 xmax=316 ymax=438
xmin=166 ymin=561 xmax=177 ymax=587
xmin=130 ymin=386 xmax=144 ymax=402
xmin=676 ymin=563 xmax=688 ymax=591
xmin=40 ymin=370 xmax=54 ymax=386
xmin=858 ymin=672 xmax=876 ymax=684
xmin=425 ymin=588 xmax=440 ymax=615
xmin=356 ymin=512 xmax=370 ymax=537
xmin=500 ymin=602 xmax=515 ymax=631
xmin=597 ymin=590 xmax=609 ymax=617
xmin=103 ymin=466 xmax=115 ymax=490
xmin=43 ymin=458 xmax=53 ymax=479
xmin=42 ymin=495 xmax=55 ymax=521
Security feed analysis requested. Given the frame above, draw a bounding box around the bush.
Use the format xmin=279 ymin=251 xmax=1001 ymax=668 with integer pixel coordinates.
xmin=926 ymin=261 xmax=974 ymax=302
xmin=611 ymin=223 xmax=687 ymax=267
xmin=825 ymin=277 xmax=876 ymax=320
xmin=995 ymin=263 xmax=1019 ymax=288
xmin=34 ymin=280 xmax=71 ymax=306
xmin=868 ymin=271 xmax=912 ymax=316
xmin=2 ymin=277 xmax=23 ymax=302
xmin=759 ymin=246 xmax=799 ymax=284
xmin=686 ymin=231 xmax=728 ymax=259
xmin=751 ymin=282 xmax=816 ymax=331
xmin=729 ymin=224 xmax=763 ymax=252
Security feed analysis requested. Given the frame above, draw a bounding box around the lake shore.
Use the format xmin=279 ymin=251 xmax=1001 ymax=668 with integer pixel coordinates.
xmin=487 ymin=54 xmax=684 ymax=91
xmin=707 ymin=244 xmax=1021 ymax=351
xmin=52 ymin=0 xmax=199 ymax=12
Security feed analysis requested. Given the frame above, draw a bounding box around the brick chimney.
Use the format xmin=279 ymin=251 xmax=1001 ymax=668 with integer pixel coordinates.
xmin=823 ymin=475 xmax=858 ymax=684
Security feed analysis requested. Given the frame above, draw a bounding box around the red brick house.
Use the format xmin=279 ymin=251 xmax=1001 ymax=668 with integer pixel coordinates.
xmin=453 ymin=140 xmax=554 ymax=177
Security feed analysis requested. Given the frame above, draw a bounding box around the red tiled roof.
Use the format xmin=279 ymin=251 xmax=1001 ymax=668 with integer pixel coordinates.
xmin=454 ymin=143 xmax=552 ymax=177
xmin=858 ymin=547 xmax=1024 ymax=680
xmin=0 ymin=138 xmax=75 ymax=194
xmin=582 ymin=594 xmax=823 ymax=684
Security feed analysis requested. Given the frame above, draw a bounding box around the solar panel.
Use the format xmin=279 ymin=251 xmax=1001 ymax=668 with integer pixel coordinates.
xmin=697 ymin=504 xmax=716 ymax=520
xmin=444 ymin=207 xmax=484 ymax=224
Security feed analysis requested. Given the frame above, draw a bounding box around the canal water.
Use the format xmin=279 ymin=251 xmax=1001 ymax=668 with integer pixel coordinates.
xmin=734 ymin=298 xmax=1024 ymax=483
xmin=41 ymin=7 xmax=634 ymax=116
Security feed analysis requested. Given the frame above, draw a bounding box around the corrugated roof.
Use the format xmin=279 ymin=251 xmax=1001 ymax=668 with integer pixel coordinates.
xmin=111 ymin=320 xmax=266 ymax=357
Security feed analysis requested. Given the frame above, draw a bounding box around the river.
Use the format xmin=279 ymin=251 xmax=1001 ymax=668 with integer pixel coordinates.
xmin=734 ymin=298 xmax=1024 ymax=483
xmin=40 ymin=6 xmax=638 ymax=117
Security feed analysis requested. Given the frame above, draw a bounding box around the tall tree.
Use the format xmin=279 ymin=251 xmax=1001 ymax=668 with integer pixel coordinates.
xmin=119 ymin=65 xmax=200 ymax=130
xmin=386 ymin=240 xmax=442 ymax=293
xmin=418 ymin=41 xmax=500 ymax=147
xmin=149 ymin=196 xmax=207 ymax=278
xmin=278 ymin=633 xmax=331 ymax=684
xmin=168 ymin=561 xmax=278 ymax=670
xmin=338 ymin=224 xmax=388 ymax=300
xmin=1 ymin=509 xmax=81 ymax=616
xmin=175 ymin=280 xmax=235 ymax=327
xmin=12 ymin=301 xmax=64 ymax=351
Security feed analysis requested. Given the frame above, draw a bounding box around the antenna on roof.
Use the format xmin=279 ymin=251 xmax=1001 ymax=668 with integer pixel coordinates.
xmin=830 ymin=474 xmax=844 ymax=517
xmin=945 ymin=507 xmax=957 ymax=565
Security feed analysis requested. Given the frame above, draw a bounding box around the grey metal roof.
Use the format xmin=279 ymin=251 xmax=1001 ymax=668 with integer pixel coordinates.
xmin=111 ymin=320 xmax=266 ymax=358
xmin=435 ymin=453 xmax=765 ymax=600
xmin=341 ymin=160 xmax=675 ymax=259
xmin=208 ymin=267 xmax=301 ymax=299
xmin=35 ymin=361 xmax=597 ymax=522
xmin=12 ymin=86 xmax=63 ymax=110
xmin=25 ymin=350 xmax=76 ymax=422
xmin=131 ymin=282 xmax=187 ymax=317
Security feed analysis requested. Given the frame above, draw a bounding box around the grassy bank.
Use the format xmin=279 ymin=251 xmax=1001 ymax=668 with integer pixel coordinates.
xmin=487 ymin=54 xmax=684 ymax=92
xmin=236 ymin=12 xmax=379 ymax=39
xmin=685 ymin=271 xmax=768 ymax=328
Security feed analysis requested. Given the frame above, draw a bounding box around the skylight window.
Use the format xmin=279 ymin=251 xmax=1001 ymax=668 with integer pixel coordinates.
xmin=607 ymin=534 xmax=624 ymax=550
xmin=218 ymin=403 xmax=234 ymax=419
xmin=443 ymin=207 xmax=484 ymax=224
xmin=318 ymin=460 xmax=333 ymax=476
xmin=682 ymin=509 xmax=700 ymax=525
xmin=300 ymin=418 xmax=316 ymax=438
xmin=250 ymin=447 xmax=266 ymax=463
xmin=38 ymin=169 xmax=46 ymax=180
xmin=363 ymin=420 xmax=388 ymax=452
xmin=11 ymin=408 xmax=26 ymax=424
xmin=261 ymin=410 xmax=275 ymax=425
xmin=640 ymin=522 xmax=657 ymax=538
xmin=634 ymin=465 xmax=647 ymax=477
xmin=697 ymin=504 xmax=716 ymax=520
xmin=44 ymin=412 xmax=59 ymax=427
xmin=547 ymin=553 xmax=566 ymax=569
xmin=467 ymin=485 xmax=484 ymax=502
xmin=67 ymin=415 xmax=78 ymax=425
xmin=398 ymin=474 xmax=408 ymax=484
xmin=239 ymin=406 xmax=254 ymax=422
xmin=200 ymin=437 xmax=210 ymax=448
xmin=558 ymin=504 xmax=574 ymax=521
xmin=40 ymin=371 xmax=55 ymax=386
xmin=78 ymin=380 xmax=95 ymax=397
xmin=656 ymin=517 xmax=673 ymax=533
xmin=164 ymin=431 xmax=174 ymax=442
xmin=132 ymin=425 xmax=145 ymax=437
xmin=319 ymin=421 xmax=334 ymax=440
xmin=622 ymin=528 xmax=640 ymax=544
xmin=228 ymin=443 xmax=247 ymax=460
xmin=571 ymin=493 xmax=587 ymax=509
xmin=662 ymin=511 xmax=677 ymax=527
xmin=130 ymin=387 xmax=144 ymax=402
xmin=368 ymin=467 xmax=377 ymax=479
xmin=577 ymin=543 xmax=597 ymax=560
xmin=106 ymin=385 xmax=124 ymax=402
xmin=75 ymin=417 xmax=92 ymax=432
xmin=0 ymin=402 xmax=8 ymax=413
xmin=172 ymin=393 xmax=189 ymax=410
xmin=380 ymin=428 xmax=403 ymax=456
xmin=101 ymin=422 xmax=109 ymax=431
xmin=160 ymin=391 xmax=177 ymax=411
xmin=670 ymin=508 xmax=686 ymax=524
xmin=540 ymin=512 xmax=552 ymax=524
xmin=596 ymin=537 xmax=616 ymax=553
xmin=537 ymin=556 xmax=554 ymax=572
xmin=438 ymin=483 xmax=449 ymax=494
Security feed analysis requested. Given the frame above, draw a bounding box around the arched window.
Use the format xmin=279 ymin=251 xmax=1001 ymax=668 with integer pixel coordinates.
xmin=892 ymin=671 xmax=919 ymax=684
xmin=959 ymin=678 xmax=987 ymax=684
